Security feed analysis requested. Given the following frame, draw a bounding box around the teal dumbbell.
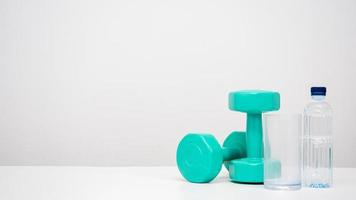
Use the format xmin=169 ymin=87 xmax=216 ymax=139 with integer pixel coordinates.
xmin=176 ymin=132 xmax=246 ymax=183
xmin=228 ymin=90 xmax=280 ymax=183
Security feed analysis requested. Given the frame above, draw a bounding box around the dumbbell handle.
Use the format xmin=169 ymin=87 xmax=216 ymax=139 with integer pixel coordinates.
xmin=222 ymin=147 xmax=242 ymax=161
xmin=246 ymin=113 xmax=263 ymax=158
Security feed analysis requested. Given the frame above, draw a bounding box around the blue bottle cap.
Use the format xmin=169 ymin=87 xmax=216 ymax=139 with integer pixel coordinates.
xmin=311 ymin=87 xmax=326 ymax=96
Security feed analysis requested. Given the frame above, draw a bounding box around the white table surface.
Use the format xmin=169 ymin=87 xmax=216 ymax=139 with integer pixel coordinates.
xmin=0 ymin=166 xmax=355 ymax=200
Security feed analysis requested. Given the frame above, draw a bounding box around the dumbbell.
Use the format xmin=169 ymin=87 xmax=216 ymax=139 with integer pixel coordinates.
xmin=176 ymin=131 xmax=246 ymax=183
xmin=228 ymin=90 xmax=280 ymax=183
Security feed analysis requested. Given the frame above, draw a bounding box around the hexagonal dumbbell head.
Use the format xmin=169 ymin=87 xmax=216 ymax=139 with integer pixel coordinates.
xmin=228 ymin=90 xmax=280 ymax=183
xmin=176 ymin=132 xmax=246 ymax=183
xmin=229 ymin=90 xmax=280 ymax=113
xmin=223 ymin=131 xmax=246 ymax=170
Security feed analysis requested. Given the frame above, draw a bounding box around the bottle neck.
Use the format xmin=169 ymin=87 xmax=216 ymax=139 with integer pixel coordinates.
xmin=311 ymin=95 xmax=325 ymax=101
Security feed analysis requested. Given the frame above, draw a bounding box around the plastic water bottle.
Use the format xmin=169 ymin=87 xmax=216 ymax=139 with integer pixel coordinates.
xmin=303 ymin=87 xmax=333 ymax=188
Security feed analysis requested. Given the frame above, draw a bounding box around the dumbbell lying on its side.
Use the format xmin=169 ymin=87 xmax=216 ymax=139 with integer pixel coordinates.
xmin=176 ymin=131 xmax=246 ymax=183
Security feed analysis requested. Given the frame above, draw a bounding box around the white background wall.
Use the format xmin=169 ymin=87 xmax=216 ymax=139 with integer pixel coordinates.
xmin=0 ymin=0 xmax=355 ymax=166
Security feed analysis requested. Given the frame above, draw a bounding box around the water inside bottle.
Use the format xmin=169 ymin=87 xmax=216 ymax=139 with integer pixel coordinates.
xmin=303 ymin=136 xmax=333 ymax=188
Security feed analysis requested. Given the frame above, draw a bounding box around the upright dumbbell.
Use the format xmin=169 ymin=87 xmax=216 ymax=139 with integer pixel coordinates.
xmin=176 ymin=131 xmax=246 ymax=183
xmin=228 ymin=90 xmax=280 ymax=183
